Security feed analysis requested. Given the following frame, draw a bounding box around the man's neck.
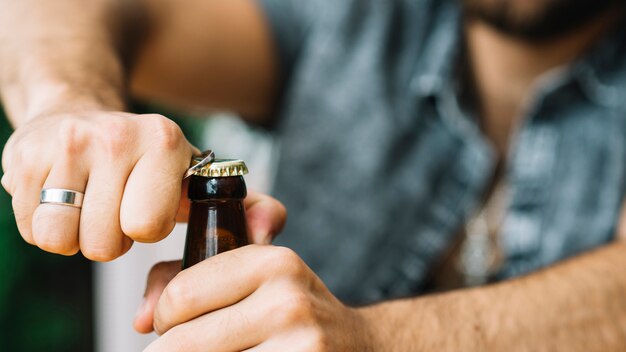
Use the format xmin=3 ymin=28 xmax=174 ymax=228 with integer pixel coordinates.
xmin=465 ymin=10 xmax=622 ymax=158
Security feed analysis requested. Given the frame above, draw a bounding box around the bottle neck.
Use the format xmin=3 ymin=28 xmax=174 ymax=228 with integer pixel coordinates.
xmin=188 ymin=175 xmax=247 ymax=201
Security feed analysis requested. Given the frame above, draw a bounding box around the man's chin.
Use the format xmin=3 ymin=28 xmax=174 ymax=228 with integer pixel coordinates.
xmin=463 ymin=0 xmax=623 ymax=42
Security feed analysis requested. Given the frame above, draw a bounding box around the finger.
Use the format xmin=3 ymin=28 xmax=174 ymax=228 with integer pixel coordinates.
xmin=1 ymin=173 xmax=11 ymax=194
xmin=120 ymin=115 xmax=192 ymax=243
xmin=176 ymin=188 xmax=287 ymax=243
xmin=134 ymin=260 xmax=181 ymax=334
xmin=79 ymin=160 xmax=133 ymax=261
xmin=8 ymin=166 xmax=49 ymax=245
xmin=1 ymin=137 xmax=16 ymax=194
xmin=1 ymin=134 xmax=16 ymax=175
xmin=175 ymin=178 xmax=190 ymax=223
xmin=121 ymin=150 xmax=187 ymax=242
xmin=153 ymin=245 xmax=304 ymax=334
xmin=244 ymin=191 xmax=287 ymax=245
xmin=31 ymin=159 xmax=87 ymax=255
xmin=146 ymin=286 xmax=279 ymax=352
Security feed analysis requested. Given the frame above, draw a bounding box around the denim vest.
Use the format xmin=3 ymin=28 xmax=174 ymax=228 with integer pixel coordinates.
xmin=261 ymin=0 xmax=626 ymax=304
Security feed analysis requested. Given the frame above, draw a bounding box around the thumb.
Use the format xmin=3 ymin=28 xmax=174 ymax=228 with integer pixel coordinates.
xmin=134 ymin=260 xmax=182 ymax=334
xmin=245 ymin=191 xmax=287 ymax=245
xmin=177 ymin=184 xmax=287 ymax=245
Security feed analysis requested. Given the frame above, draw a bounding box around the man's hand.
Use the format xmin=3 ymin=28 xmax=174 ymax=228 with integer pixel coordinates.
xmin=135 ymin=246 xmax=377 ymax=351
xmin=1 ymin=110 xmax=196 ymax=261
xmin=0 ymin=0 xmax=281 ymax=262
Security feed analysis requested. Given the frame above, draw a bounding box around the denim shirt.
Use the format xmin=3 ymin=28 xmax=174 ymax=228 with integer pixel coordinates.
xmin=260 ymin=0 xmax=626 ymax=304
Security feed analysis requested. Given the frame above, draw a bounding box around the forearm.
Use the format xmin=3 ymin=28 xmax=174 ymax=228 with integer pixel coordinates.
xmin=362 ymin=242 xmax=626 ymax=351
xmin=0 ymin=0 xmax=137 ymax=124
xmin=0 ymin=0 xmax=278 ymax=124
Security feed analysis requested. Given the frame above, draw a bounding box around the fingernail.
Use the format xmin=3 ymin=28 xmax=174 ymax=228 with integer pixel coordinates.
xmin=135 ymin=298 xmax=147 ymax=320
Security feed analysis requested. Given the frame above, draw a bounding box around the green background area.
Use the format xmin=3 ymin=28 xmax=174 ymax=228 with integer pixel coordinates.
xmin=0 ymin=104 xmax=203 ymax=352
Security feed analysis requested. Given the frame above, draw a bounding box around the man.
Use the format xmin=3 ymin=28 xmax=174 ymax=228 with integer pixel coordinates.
xmin=1 ymin=0 xmax=626 ymax=350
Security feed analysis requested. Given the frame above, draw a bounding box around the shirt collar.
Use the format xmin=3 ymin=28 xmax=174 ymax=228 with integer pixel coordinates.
xmin=409 ymin=0 xmax=462 ymax=99
xmin=573 ymin=16 xmax=626 ymax=109
xmin=410 ymin=5 xmax=626 ymax=110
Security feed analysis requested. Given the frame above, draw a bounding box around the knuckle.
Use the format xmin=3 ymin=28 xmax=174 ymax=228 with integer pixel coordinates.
xmin=58 ymin=119 xmax=88 ymax=156
xmin=162 ymin=275 xmax=194 ymax=310
xmin=98 ymin=119 xmax=132 ymax=156
xmin=147 ymin=114 xmax=184 ymax=151
xmin=266 ymin=246 xmax=305 ymax=276
xmin=157 ymin=277 xmax=194 ymax=331
xmin=15 ymin=143 xmax=41 ymax=171
xmin=275 ymin=289 xmax=315 ymax=327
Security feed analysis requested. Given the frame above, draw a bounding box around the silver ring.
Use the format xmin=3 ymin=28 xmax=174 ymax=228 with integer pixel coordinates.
xmin=40 ymin=188 xmax=84 ymax=208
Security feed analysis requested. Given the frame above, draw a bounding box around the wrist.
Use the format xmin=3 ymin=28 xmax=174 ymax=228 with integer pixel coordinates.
xmin=1 ymin=45 xmax=127 ymax=124
xmin=355 ymin=305 xmax=391 ymax=351
xmin=3 ymin=80 xmax=126 ymax=125
xmin=357 ymin=300 xmax=438 ymax=351
xmin=356 ymin=289 xmax=491 ymax=352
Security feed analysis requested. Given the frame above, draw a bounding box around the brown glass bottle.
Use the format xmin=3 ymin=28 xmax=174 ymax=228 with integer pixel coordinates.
xmin=182 ymin=159 xmax=249 ymax=269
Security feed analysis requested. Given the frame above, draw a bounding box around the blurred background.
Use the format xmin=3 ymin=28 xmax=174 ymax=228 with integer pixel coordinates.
xmin=0 ymin=104 xmax=276 ymax=351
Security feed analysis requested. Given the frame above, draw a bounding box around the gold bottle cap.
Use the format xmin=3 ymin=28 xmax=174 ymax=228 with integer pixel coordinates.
xmin=189 ymin=157 xmax=249 ymax=178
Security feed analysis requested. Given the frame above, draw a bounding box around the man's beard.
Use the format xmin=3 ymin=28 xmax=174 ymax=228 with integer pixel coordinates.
xmin=463 ymin=0 xmax=624 ymax=41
